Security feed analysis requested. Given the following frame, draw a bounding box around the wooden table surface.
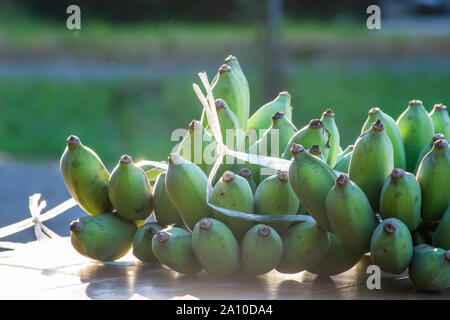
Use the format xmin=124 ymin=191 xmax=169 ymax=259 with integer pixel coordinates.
xmin=0 ymin=238 xmax=448 ymax=300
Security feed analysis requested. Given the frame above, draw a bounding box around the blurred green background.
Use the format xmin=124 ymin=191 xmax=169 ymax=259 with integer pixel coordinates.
xmin=0 ymin=0 xmax=449 ymax=168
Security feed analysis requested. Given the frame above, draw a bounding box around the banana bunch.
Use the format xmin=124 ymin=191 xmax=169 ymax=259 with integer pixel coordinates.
xmin=61 ymin=56 xmax=449 ymax=291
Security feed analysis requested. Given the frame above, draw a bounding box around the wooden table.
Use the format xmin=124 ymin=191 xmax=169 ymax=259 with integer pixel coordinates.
xmin=0 ymin=238 xmax=448 ymax=300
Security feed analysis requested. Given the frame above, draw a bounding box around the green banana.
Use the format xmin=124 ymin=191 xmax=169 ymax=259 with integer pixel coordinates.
xmin=60 ymin=135 xmax=112 ymax=215
xmin=326 ymin=174 xmax=377 ymax=254
xmin=413 ymin=133 xmax=445 ymax=174
xmin=408 ymin=244 xmax=450 ymax=291
xmin=397 ymin=99 xmax=434 ymax=172
xmin=245 ymin=112 xmax=297 ymax=181
xmin=307 ymin=233 xmax=362 ymax=276
xmin=212 ymin=64 xmax=249 ymax=148
xmin=335 ymin=144 xmax=353 ymax=164
xmin=247 ymin=91 xmax=292 ymax=134
xmin=238 ymin=168 xmax=257 ymax=194
xmin=433 ymin=206 xmax=450 ymax=250
xmin=192 ymin=218 xmax=240 ymax=277
xmin=379 ymin=168 xmax=421 ymax=231
xmin=349 ymin=119 xmax=394 ymax=211
xmin=288 ymin=143 xmax=336 ymax=231
xmin=153 ymin=172 xmax=183 ymax=227
xmin=214 ymin=98 xmax=240 ymax=151
xmin=370 ymin=218 xmax=413 ymax=274
xmin=108 ymin=155 xmax=153 ymax=222
xmin=70 ymin=212 xmax=137 ymax=261
xmin=165 ymin=153 xmax=213 ymax=231
xmin=254 ymin=171 xmax=300 ymax=234
xmin=362 ymin=107 xmax=406 ymax=170
xmin=152 ymin=227 xmax=202 ymax=276
xmin=132 ymin=222 xmax=163 ymax=263
xmin=282 ymin=119 xmax=330 ymax=160
xmin=320 ymin=109 xmax=340 ymax=168
xmin=416 ymin=139 xmax=450 ymax=222
xmin=429 ymin=103 xmax=450 ymax=138
xmin=307 ymin=145 xmax=327 ymax=162
xmin=276 ymin=220 xmax=330 ymax=274
xmin=333 ymin=149 xmax=352 ymax=173
xmin=241 ymin=224 xmax=283 ymax=275
xmin=224 ymin=55 xmax=249 ymax=97
xmin=177 ymin=120 xmax=217 ymax=175
xmin=210 ymin=171 xmax=254 ymax=241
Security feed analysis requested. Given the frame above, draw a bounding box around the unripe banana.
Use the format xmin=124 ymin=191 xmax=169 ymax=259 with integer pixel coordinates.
xmin=408 ymin=244 xmax=450 ymax=291
xmin=321 ymin=109 xmax=340 ymax=168
xmin=362 ymin=107 xmax=406 ymax=170
xmin=370 ymin=218 xmax=413 ymax=274
xmin=433 ymin=206 xmax=450 ymax=250
xmin=108 ymin=155 xmax=153 ymax=222
xmin=429 ymin=104 xmax=450 ymax=138
xmin=214 ymin=98 xmax=240 ymax=151
xmin=241 ymin=224 xmax=283 ymax=275
xmin=282 ymin=119 xmax=330 ymax=160
xmin=308 ymin=145 xmax=327 ymax=162
xmin=213 ymin=64 xmax=249 ymax=148
xmin=177 ymin=120 xmax=217 ymax=175
xmin=289 ymin=144 xmax=336 ymax=231
xmin=276 ymin=220 xmax=330 ymax=274
xmin=333 ymin=147 xmax=353 ymax=173
xmin=153 ymin=172 xmax=183 ymax=227
xmin=326 ymin=174 xmax=377 ymax=254
xmin=349 ymin=119 xmax=394 ymax=211
xmin=397 ymin=99 xmax=434 ymax=172
xmin=210 ymin=171 xmax=254 ymax=241
xmin=192 ymin=218 xmax=240 ymax=277
xmin=413 ymin=133 xmax=445 ymax=174
xmin=247 ymin=91 xmax=292 ymax=134
xmin=70 ymin=212 xmax=137 ymax=261
xmin=254 ymin=171 xmax=300 ymax=234
xmin=165 ymin=153 xmax=213 ymax=231
xmin=224 ymin=55 xmax=249 ymax=98
xmin=152 ymin=227 xmax=202 ymax=276
xmin=379 ymin=168 xmax=421 ymax=231
xmin=335 ymin=144 xmax=353 ymax=164
xmin=307 ymin=233 xmax=362 ymax=276
xmin=132 ymin=222 xmax=163 ymax=263
xmin=238 ymin=168 xmax=257 ymax=194
xmin=60 ymin=135 xmax=112 ymax=215
xmin=245 ymin=112 xmax=297 ymax=181
xmin=416 ymin=139 xmax=450 ymax=222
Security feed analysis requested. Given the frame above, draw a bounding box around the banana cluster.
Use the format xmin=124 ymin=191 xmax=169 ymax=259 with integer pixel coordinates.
xmin=61 ymin=55 xmax=449 ymax=292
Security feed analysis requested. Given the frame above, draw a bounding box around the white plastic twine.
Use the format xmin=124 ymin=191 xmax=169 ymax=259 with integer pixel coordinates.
xmin=0 ymin=194 xmax=73 ymax=246
xmin=193 ymin=72 xmax=313 ymax=223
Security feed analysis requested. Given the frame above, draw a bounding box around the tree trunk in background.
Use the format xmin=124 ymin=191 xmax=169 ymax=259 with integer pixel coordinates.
xmin=264 ymin=0 xmax=283 ymax=101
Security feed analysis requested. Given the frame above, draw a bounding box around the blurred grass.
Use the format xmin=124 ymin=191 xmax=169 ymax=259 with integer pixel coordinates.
xmin=0 ymin=18 xmax=449 ymax=167
xmin=1 ymin=63 xmax=448 ymax=168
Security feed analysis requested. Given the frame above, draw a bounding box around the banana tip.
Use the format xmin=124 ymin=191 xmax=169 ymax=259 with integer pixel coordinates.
xmin=309 ymin=145 xmax=322 ymax=156
xmin=369 ymin=107 xmax=380 ymax=116
xmin=215 ymin=99 xmax=227 ymax=110
xmin=222 ymin=171 xmax=235 ymax=183
xmin=120 ymin=154 xmax=132 ymax=164
xmin=238 ymin=168 xmax=252 ymax=179
xmin=434 ymin=139 xmax=448 ymax=150
xmin=144 ymin=227 xmax=157 ymax=239
xmin=372 ymin=119 xmax=384 ymax=131
xmin=278 ymin=171 xmax=289 ymax=182
xmin=391 ymin=168 xmax=405 ymax=180
xmin=291 ymin=144 xmax=305 ymax=155
xmin=258 ymin=225 xmax=271 ymax=237
xmin=323 ymin=109 xmax=335 ymax=118
xmin=383 ymin=220 xmax=397 ymax=234
xmin=309 ymin=119 xmax=323 ymax=129
xmin=336 ymin=174 xmax=349 ymax=187
xmin=219 ymin=64 xmax=232 ymax=74
xmin=67 ymin=135 xmax=80 ymax=148
xmin=199 ymin=218 xmax=212 ymax=230
xmin=156 ymin=231 xmax=170 ymax=243
xmin=272 ymin=112 xmax=285 ymax=121
xmin=70 ymin=221 xmax=81 ymax=233
xmin=409 ymin=99 xmax=423 ymax=106
xmin=433 ymin=103 xmax=447 ymax=111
